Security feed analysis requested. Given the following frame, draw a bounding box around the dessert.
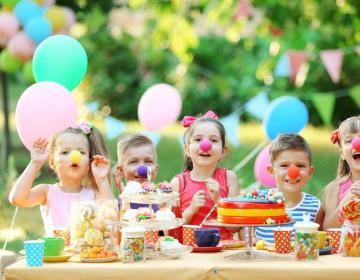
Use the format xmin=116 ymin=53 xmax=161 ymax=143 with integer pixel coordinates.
xmin=155 ymin=209 xmax=176 ymax=221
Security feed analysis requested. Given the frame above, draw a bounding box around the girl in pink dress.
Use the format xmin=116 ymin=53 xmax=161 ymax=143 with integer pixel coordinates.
xmin=9 ymin=123 xmax=114 ymax=236
xmin=323 ymin=116 xmax=360 ymax=229
xmin=170 ymin=111 xmax=239 ymax=239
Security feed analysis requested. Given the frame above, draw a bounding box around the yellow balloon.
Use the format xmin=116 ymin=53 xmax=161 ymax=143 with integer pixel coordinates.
xmin=33 ymin=0 xmax=46 ymax=4
xmin=45 ymin=6 xmax=66 ymax=33
xmin=69 ymin=150 xmax=81 ymax=164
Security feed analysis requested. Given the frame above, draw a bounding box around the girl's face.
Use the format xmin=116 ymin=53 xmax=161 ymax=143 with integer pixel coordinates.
xmin=340 ymin=131 xmax=360 ymax=173
xmin=116 ymin=144 xmax=158 ymax=185
xmin=185 ymin=122 xmax=226 ymax=169
xmin=50 ymin=133 xmax=90 ymax=183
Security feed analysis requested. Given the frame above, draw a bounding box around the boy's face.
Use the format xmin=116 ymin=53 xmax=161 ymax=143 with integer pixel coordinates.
xmin=267 ymin=149 xmax=314 ymax=194
xmin=116 ymin=144 xmax=158 ymax=185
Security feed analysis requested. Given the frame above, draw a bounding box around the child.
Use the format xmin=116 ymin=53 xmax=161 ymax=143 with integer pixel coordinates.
xmin=170 ymin=111 xmax=239 ymax=239
xmin=255 ymin=133 xmax=324 ymax=243
xmin=9 ymin=123 xmax=114 ymax=236
xmin=323 ymin=116 xmax=360 ymax=229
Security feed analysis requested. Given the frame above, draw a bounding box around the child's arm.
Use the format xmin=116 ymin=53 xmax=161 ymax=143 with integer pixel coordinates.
xmin=323 ymin=181 xmax=343 ymax=229
xmin=227 ymin=170 xmax=239 ymax=197
xmin=315 ymin=206 xmax=325 ymax=231
xmin=92 ymin=155 xmax=114 ymax=199
xmin=9 ymin=138 xmax=48 ymax=207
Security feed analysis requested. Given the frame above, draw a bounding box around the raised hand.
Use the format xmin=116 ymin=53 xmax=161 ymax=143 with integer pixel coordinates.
xmin=340 ymin=180 xmax=360 ymax=206
xmin=205 ymin=178 xmax=220 ymax=203
xmin=91 ymin=155 xmax=111 ymax=180
xmin=190 ymin=190 xmax=206 ymax=212
xmin=31 ymin=138 xmax=49 ymax=165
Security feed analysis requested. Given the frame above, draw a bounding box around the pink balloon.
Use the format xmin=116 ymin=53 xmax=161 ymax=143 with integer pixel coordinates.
xmin=138 ymin=83 xmax=182 ymax=131
xmin=254 ymin=145 xmax=276 ymax=188
xmin=8 ymin=32 xmax=36 ymax=62
xmin=0 ymin=12 xmax=20 ymax=47
xmin=63 ymin=7 xmax=75 ymax=30
xmin=15 ymin=81 xmax=77 ymax=150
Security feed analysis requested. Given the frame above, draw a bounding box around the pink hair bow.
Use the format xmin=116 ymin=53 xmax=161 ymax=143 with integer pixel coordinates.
xmin=72 ymin=122 xmax=93 ymax=135
xmin=331 ymin=129 xmax=340 ymax=144
xmin=181 ymin=111 xmax=218 ymax=128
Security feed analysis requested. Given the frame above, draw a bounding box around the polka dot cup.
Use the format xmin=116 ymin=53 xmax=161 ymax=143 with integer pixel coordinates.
xmin=182 ymin=225 xmax=200 ymax=246
xmin=24 ymin=240 xmax=45 ymax=267
xmin=326 ymin=228 xmax=342 ymax=254
xmin=274 ymin=229 xmax=292 ymax=254
xmin=144 ymin=230 xmax=159 ymax=245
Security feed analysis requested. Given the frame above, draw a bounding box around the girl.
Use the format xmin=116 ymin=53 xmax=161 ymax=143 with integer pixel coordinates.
xmin=9 ymin=123 xmax=114 ymax=236
xmin=323 ymin=116 xmax=360 ymax=229
xmin=170 ymin=111 xmax=239 ymax=239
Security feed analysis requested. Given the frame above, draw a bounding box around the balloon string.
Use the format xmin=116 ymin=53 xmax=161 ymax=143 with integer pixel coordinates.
xmin=232 ymin=139 xmax=268 ymax=173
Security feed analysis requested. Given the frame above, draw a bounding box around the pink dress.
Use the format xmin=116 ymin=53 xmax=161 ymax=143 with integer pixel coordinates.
xmin=40 ymin=183 xmax=95 ymax=236
xmin=338 ymin=177 xmax=352 ymax=202
xmin=177 ymin=168 xmax=233 ymax=239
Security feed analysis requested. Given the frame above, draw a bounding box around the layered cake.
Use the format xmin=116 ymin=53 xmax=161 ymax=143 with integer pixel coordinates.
xmin=217 ymin=190 xmax=289 ymax=224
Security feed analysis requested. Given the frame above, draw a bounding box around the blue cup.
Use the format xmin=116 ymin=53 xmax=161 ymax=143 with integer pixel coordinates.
xmin=24 ymin=240 xmax=45 ymax=267
xmin=195 ymin=228 xmax=220 ymax=247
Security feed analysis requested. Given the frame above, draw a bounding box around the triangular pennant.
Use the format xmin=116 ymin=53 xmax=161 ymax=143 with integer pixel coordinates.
xmin=288 ymin=50 xmax=308 ymax=81
xmin=236 ymin=0 xmax=253 ymax=18
xmin=349 ymin=86 xmax=360 ymax=108
xmin=220 ymin=112 xmax=241 ymax=147
xmin=320 ymin=49 xmax=343 ymax=84
xmin=311 ymin=94 xmax=336 ymax=125
xmin=244 ymin=91 xmax=270 ymax=120
xmin=274 ymin=54 xmax=290 ymax=77
xmin=140 ymin=131 xmax=161 ymax=146
xmin=86 ymin=101 xmax=100 ymax=113
xmin=355 ymin=46 xmax=360 ymax=57
xmin=104 ymin=116 xmax=126 ymax=140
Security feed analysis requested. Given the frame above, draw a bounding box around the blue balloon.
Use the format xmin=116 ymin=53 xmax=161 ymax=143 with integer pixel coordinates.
xmin=14 ymin=0 xmax=42 ymax=26
xmin=263 ymin=96 xmax=309 ymax=140
xmin=25 ymin=17 xmax=52 ymax=44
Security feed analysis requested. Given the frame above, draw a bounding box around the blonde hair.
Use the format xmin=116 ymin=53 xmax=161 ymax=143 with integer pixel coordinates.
xmin=49 ymin=126 xmax=109 ymax=190
xmin=117 ymin=134 xmax=157 ymax=163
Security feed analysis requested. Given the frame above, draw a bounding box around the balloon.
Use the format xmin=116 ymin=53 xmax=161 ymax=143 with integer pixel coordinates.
xmin=0 ymin=0 xmax=20 ymax=7
xmin=263 ymin=96 xmax=309 ymax=140
xmin=0 ymin=12 xmax=20 ymax=46
xmin=254 ymin=145 xmax=276 ymax=188
xmin=8 ymin=31 xmax=35 ymax=62
xmin=14 ymin=0 xmax=42 ymax=26
xmin=33 ymin=35 xmax=88 ymax=91
xmin=61 ymin=7 xmax=75 ymax=32
xmin=25 ymin=17 xmax=52 ymax=44
xmin=0 ymin=49 xmax=22 ymax=73
xmin=15 ymin=81 xmax=77 ymax=150
xmin=138 ymin=83 xmax=182 ymax=131
xmin=45 ymin=6 xmax=66 ymax=33
xmin=22 ymin=60 xmax=35 ymax=83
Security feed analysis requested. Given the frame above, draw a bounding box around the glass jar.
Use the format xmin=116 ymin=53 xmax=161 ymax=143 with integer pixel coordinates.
xmin=294 ymin=220 xmax=319 ymax=261
xmin=343 ymin=222 xmax=360 ymax=257
xmin=121 ymin=225 xmax=146 ymax=262
xmin=70 ymin=199 xmax=118 ymax=259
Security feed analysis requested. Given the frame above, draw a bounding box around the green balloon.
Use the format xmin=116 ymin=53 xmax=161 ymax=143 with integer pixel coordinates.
xmin=0 ymin=0 xmax=20 ymax=7
xmin=23 ymin=60 xmax=35 ymax=84
xmin=0 ymin=49 xmax=22 ymax=73
xmin=33 ymin=35 xmax=88 ymax=91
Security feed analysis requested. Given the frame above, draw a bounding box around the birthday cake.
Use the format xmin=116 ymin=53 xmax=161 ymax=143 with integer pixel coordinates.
xmin=217 ymin=190 xmax=290 ymax=224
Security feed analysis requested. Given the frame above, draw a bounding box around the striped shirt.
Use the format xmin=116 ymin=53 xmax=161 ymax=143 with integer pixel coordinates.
xmin=255 ymin=191 xmax=321 ymax=243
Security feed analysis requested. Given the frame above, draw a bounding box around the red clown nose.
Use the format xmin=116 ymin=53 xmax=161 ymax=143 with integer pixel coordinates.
xmin=199 ymin=139 xmax=212 ymax=152
xmin=352 ymin=137 xmax=360 ymax=151
xmin=287 ymin=165 xmax=300 ymax=179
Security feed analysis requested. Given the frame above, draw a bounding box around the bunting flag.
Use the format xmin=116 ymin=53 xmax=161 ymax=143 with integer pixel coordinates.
xmin=311 ymin=94 xmax=336 ymax=125
xmin=86 ymin=101 xmax=100 ymax=113
xmin=235 ymin=0 xmax=253 ymax=18
xmin=220 ymin=111 xmax=241 ymax=147
xmin=349 ymin=86 xmax=360 ymax=107
xmin=288 ymin=50 xmax=308 ymax=81
xmin=104 ymin=116 xmax=126 ymax=140
xmin=274 ymin=53 xmax=290 ymax=77
xmin=320 ymin=50 xmax=344 ymax=84
xmin=244 ymin=91 xmax=270 ymax=120
xmin=141 ymin=131 xmax=162 ymax=146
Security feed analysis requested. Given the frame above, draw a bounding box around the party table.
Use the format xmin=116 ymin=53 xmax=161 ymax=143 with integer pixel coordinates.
xmin=3 ymin=251 xmax=360 ymax=280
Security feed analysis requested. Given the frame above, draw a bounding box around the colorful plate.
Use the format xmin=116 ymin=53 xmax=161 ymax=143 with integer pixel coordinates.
xmin=44 ymin=254 xmax=73 ymax=263
xmin=80 ymin=256 xmax=119 ymax=263
xmin=192 ymin=245 xmax=223 ymax=253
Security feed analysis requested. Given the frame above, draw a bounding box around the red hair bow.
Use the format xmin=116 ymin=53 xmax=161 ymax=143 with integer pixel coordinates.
xmin=181 ymin=111 xmax=218 ymax=128
xmin=331 ymin=129 xmax=340 ymax=144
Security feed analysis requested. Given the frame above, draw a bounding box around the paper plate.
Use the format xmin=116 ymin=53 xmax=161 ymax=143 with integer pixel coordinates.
xmin=44 ymin=254 xmax=73 ymax=263
xmin=80 ymin=256 xmax=119 ymax=263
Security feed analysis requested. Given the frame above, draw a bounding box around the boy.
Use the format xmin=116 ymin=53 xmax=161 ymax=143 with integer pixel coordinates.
xmin=255 ymin=133 xmax=324 ymax=243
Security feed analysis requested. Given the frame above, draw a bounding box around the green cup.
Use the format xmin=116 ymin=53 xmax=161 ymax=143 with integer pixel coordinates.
xmin=41 ymin=237 xmax=65 ymax=256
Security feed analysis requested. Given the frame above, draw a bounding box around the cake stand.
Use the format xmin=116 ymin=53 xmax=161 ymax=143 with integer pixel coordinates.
xmin=204 ymin=219 xmax=295 ymax=260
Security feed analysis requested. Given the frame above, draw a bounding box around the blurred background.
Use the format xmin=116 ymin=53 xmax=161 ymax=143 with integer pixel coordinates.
xmin=0 ymin=0 xmax=359 ymax=252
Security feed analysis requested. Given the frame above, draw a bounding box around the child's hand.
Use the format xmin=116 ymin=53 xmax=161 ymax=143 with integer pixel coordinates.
xmin=91 ymin=155 xmax=110 ymax=180
xmin=205 ymin=178 xmax=220 ymax=203
xmin=340 ymin=181 xmax=360 ymax=205
xmin=190 ymin=190 xmax=206 ymax=212
xmin=31 ymin=138 xmax=49 ymax=165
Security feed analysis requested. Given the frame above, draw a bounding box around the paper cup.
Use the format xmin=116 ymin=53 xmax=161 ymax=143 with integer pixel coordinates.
xmin=274 ymin=229 xmax=292 ymax=254
xmin=327 ymin=228 xmax=342 ymax=254
xmin=182 ymin=225 xmax=200 ymax=246
xmin=24 ymin=240 xmax=45 ymax=267
xmin=144 ymin=230 xmax=159 ymax=245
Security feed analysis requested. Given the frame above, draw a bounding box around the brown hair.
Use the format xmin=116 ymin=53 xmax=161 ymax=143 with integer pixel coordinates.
xmin=270 ymin=133 xmax=312 ymax=164
xmin=49 ymin=126 xmax=109 ymax=190
xmin=117 ymin=134 xmax=157 ymax=163
xmin=183 ymin=117 xmax=226 ymax=171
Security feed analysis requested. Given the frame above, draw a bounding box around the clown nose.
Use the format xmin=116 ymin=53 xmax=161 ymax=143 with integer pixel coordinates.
xmin=200 ymin=139 xmax=212 ymax=152
xmin=352 ymin=137 xmax=360 ymax=151
xmin=69 ymin=150 xmax=81 ymax=164
xmin=287 ymin=165 xmax=300 ymax=179
xmin=136 ymin=165 xmax=148 ymax=177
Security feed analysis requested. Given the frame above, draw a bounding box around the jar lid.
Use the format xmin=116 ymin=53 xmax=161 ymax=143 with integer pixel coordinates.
xmin=121 ymin=225 xmax=146 ymax=237
xmin=294 ymin=213 xmax=319 ymax=232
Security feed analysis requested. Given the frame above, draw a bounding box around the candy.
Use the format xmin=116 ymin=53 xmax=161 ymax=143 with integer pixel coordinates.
xmin=69 ymin=150 xmax=81 ymax=164
xmin=340 ymin=199 xmax=360 ymax=223
xmin=295 ymin=232 xmax=318 ymax=261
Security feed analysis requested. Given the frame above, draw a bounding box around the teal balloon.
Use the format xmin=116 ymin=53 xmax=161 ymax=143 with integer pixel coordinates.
xmin=0 ymin=49 xmax=22 ymax=73
xmin=33 ymin=35 xmax=88 ymax=91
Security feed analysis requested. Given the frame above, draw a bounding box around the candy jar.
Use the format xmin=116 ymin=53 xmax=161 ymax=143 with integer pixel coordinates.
xmin=121 ymin=225 xmax=146 ymax=262
xmin=294 ymin=216 xmax=319 ymax=261
xmin=342 ymin=221 xmax=360 ymax=257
